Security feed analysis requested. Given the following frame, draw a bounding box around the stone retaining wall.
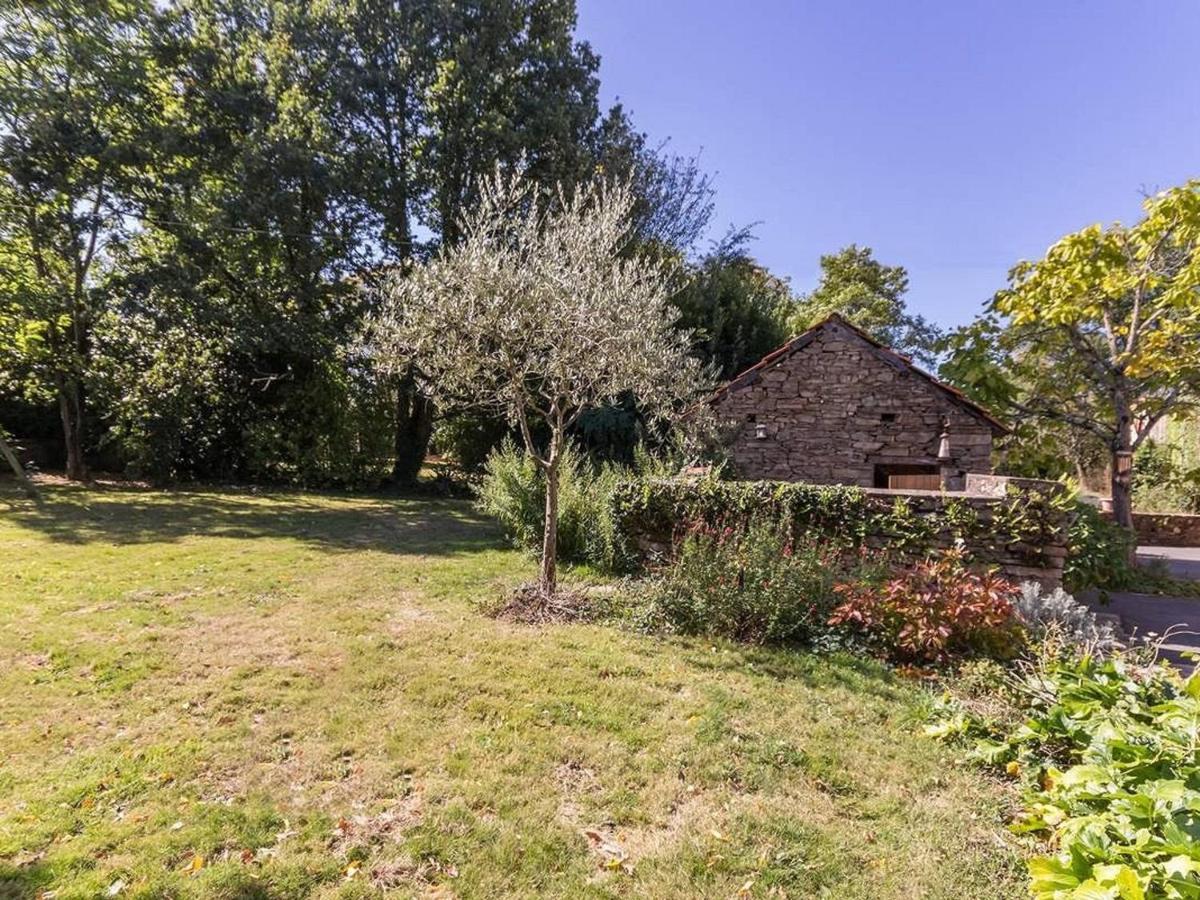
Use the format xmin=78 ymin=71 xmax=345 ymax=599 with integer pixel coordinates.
xmin=1130 ymin=512 xmax=1200 ymax=547
xmin=858 ymin=489 xmax=1068 ymax=584
xmin=613 ymin=478 xmax=1070 ymax=586
xmin=965 ymin=473 xmax=1068 ymax=499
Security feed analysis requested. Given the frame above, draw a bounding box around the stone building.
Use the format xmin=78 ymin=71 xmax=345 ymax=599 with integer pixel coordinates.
xmin=709 ymin=315 xmax=1007 ymax=490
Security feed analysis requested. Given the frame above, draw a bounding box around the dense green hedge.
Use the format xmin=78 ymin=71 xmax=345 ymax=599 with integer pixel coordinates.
xmin=610 ymin=477 xmax=1069 ymax=573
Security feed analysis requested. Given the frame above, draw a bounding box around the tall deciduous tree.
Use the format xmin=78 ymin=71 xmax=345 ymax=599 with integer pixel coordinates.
xmin=370 ymin=171 xmax=700 ymax=594
xmin=593 ymin=104 xmax=715 ymax=254
xmin=422 ymin=0 xmax=602 ymax=246
xmin=312 ymin=0 xmax=437 ymax=483
xmin=0 ymin=0 xmax=156 ymax=479
xmin=673 ymin=227 xmax=793 ymax=380
xmin=94 ymin=0 xmax=372 ymax=483
xmin=989 ymin=181 xmax=1200 ymax=531
xmin=318 ymin=0 xmax=630 ymax=483
xmin=791 ymin=245 xmax=941 ymax=366
xmin=939 ymin=316 xmax=1108 ymax=483
xmin=1 ymin=0 xmax=716 ymax=484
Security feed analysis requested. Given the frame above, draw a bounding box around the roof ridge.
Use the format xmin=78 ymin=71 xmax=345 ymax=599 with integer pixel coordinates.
xmin=706 ymin=314 xmax=1009 ymax=434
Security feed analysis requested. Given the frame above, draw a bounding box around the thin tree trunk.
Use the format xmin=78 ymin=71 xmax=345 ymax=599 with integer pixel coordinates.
xmin=1110 ymin=446 xmax=1135 ymax=530
xmin=539 ymin=444 xmax=560 ymax=595
xmin=0 ymin=430 xmax=42 ymax=505
xmin=58 ymin=378 xmax=87 ymax=482
xmin=1110 ymin=395 xmax=1136 ymax=559
xmin=392 ymin=369 xmax=434 ymax=484
xmin=383 ymin=74 xmax=435 ymax=485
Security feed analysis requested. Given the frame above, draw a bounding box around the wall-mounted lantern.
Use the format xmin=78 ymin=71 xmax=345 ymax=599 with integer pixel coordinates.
xmin=937 ymin=417 xmax=952 ymax=461
xmin=755 ymin=423 xmax=768 ymax=440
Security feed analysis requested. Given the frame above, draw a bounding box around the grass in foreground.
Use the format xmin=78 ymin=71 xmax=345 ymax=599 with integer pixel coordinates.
xmin=0 ymin=482 xmax=1023 ymax=899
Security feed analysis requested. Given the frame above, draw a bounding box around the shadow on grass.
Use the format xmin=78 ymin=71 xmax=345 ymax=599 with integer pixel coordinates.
xmin=649 ymin=631 xmax=908 ymax=701
xmin=0 ymin=480 xmax=504 ymax=557
xmin=0 ymin=862 xmax=279 ymax=900
xmin=0 ymin=862 xmax=53 ymax=900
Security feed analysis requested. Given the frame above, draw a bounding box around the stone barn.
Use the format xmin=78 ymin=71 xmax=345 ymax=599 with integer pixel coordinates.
xmin=709 ymin=314 xmax=1007 ymax=490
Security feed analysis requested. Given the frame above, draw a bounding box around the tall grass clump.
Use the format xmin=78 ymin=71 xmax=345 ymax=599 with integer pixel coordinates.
xmin=477 ymin=439 xmax=672 ymax=570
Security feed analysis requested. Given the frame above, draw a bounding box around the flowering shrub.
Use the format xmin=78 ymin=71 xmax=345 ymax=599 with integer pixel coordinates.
xmin=928 ymin=656 xmax=1200 ymax=899
xmin=829 ymin=554 xmax=1024 ymax=663
xmin=639 ymin=519 xmax=850 ymax=645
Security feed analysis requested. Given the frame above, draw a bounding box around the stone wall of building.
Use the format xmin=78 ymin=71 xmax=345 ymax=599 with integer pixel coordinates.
xmin=713 ymin=320 xmax=997 ymax=487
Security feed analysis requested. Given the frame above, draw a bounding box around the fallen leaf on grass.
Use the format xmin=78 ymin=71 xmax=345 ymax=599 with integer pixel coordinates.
xmin=14 ymin=849 xmax=45 ymax=868
xmin=582 ymin=828 xmax=632 ymax=874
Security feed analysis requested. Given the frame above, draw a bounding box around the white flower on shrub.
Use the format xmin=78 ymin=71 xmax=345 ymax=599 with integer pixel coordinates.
xmin=1015 ymin=582 xmax=1121 ymax=651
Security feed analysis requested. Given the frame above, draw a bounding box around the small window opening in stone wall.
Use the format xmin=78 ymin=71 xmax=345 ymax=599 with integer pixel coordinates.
xmin=880 ymin=413 xmax=897 ymax=423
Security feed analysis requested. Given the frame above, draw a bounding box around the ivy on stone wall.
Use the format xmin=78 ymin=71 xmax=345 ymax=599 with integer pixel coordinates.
xmin=610 ymin=477 xmax=1071 ymax=575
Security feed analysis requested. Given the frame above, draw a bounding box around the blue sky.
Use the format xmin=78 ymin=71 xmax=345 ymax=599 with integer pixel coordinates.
xmin=575 ymin=1 xmax=1200 ymax=329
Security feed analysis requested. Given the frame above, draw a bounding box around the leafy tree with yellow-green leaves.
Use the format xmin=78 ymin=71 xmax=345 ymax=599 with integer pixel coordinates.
xmin=975 ymin=181 xmax=1200 ymax=531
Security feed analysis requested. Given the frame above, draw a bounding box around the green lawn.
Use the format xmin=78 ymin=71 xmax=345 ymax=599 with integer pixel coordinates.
xmin=0 ymin=483 xmax=1023 ymax=899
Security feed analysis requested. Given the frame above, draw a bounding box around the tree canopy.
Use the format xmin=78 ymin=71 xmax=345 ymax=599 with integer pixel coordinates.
xmin=370 ymin=170 xmax=699 ymax=592
xmin=790 ymin=245 xmax=942 ymax=366
xmin=672 ymin=228 xmax=793 ymax=381
xmin=0 ymin=0 xmax=715 ymax=485
xmin=943 ymin=180 xmax=1200 ymax=528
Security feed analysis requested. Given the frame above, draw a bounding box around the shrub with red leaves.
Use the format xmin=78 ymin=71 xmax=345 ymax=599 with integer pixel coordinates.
xmin=829 ymin=553 xmax=1024 ymax=664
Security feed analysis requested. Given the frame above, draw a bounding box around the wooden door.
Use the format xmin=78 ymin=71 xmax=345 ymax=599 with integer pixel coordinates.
xmin=887 ymin=472 xmax=942 ymax=491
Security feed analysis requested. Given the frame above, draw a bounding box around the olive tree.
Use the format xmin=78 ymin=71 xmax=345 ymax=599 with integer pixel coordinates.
xmin=369 ymin=170 xmax=701 ymax=595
